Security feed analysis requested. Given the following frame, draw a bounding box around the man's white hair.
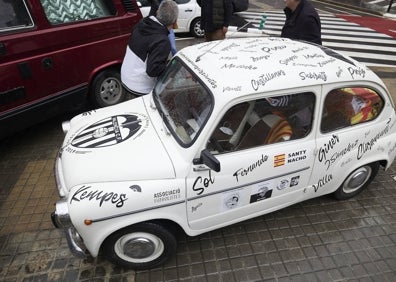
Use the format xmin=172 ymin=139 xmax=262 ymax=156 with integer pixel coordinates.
xmin=157 ymin=0 xmax=178 ymax=26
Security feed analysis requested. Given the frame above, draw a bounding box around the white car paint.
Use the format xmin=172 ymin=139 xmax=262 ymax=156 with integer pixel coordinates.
xmin=52 ymin=37 xmax=396 ymax=269
xmin=138 ymin=0 xmax=202 ymax=36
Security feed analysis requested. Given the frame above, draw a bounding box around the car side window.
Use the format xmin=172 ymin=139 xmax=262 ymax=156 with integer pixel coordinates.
xmin=321 ymin=87 xmax=384 ymax=133
xmin=40 ymin=0 xmax=115 ymax=24
xmin=207 ymin=92 xmax=315 ymax=154
xmin=0 ymin=0 xmax=33 ymax=31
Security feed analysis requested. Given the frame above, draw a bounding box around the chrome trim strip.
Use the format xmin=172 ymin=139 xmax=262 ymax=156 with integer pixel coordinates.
xmin=90 ymin=200 xmax=185 ymax=223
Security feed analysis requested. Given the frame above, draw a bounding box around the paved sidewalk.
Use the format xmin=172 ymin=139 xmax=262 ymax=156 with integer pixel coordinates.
xmin=1 ymin=124 xmax=396 ymax=281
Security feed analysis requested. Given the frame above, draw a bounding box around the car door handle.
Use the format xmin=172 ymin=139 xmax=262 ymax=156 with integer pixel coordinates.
xmin=184 ymin=9 xmax=193 ymax=12
xmin=193 ymin=165 xmax=210 ymax=172
xmin=42 ymin=57 xmax=53 ymax=70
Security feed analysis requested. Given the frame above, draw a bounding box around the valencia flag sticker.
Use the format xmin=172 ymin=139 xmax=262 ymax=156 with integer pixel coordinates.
xmin=274 ymin=153 xmax=285 ymax=167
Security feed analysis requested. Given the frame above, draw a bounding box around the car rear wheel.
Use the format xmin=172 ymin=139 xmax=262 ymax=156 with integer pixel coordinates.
xmin=102 ymin=222 xmax=177 ymax=270
xmin=91 ymin=69 xmax=125 ymax=107
xmin=333 ymin=162 xmax=379 ymax=200
xmin=190 ymin=18 xmax=204 ymax=38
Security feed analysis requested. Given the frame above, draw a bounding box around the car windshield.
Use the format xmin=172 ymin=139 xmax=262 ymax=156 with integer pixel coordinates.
xmin=153 ymin=59 xmax=213 ymax=146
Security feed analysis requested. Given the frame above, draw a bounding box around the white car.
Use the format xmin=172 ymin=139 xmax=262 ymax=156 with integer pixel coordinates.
xmin=52 ymin=37 xmax=396 ymax=270
xmin=138 ymin=0 xmax=204 ymax=37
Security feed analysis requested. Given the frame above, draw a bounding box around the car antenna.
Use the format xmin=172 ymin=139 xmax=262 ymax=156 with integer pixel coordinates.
xmin=195 ymin=14 xmax=265 ymax=63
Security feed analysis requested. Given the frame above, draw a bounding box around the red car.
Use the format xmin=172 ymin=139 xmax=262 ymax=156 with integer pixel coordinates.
xmin=0 ymin=0 xmax=142 ymax=138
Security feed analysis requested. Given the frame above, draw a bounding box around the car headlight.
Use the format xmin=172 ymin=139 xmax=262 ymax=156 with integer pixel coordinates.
xmin=62 ymin=121 xmax=71 ymax=133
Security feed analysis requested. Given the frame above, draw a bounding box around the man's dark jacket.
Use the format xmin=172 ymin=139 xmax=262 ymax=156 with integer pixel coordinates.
xmin=281 ymin=0 xmax=322 ymax=45
xmin=128 ymin=17 xmax=170 ymax=77
xmin=197 ymin=0 xmax=233 ymax=32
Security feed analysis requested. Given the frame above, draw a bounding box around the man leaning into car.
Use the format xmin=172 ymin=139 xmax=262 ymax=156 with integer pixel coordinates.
xmin=121 ymin=0 xmax=178 ymax=96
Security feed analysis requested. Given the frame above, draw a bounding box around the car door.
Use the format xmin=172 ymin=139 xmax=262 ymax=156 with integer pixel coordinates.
xmin=174 ymin=0 xmax=198 ymax=32
xmin=0 ymin=1 xmax=50 ymax=116
xmin=309 ymin=84 xmax=387 ymax=198
xmin=186 ymin=91 xmax=317 ymax=231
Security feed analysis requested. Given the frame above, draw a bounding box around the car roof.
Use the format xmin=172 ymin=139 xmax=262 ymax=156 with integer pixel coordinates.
xmin=176 ymin=37 xmax=383 ymax=102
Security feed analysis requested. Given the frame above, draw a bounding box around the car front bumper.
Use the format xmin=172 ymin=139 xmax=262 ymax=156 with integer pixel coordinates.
xmin=51 ymin=209 xmax=87 ymax=259
xmin=52 ymin=154 xmax=87 ymax=258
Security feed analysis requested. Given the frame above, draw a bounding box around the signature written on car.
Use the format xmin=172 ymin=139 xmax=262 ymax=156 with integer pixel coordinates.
xmin=70 ymin=185 xmax=128 ymax=208
xmin=193 ymin=170 xmax=215 ymax=195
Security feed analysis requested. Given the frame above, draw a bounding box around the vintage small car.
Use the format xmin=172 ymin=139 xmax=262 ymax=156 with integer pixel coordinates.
xmin=52 ymin=37 xmax=396 ymax=270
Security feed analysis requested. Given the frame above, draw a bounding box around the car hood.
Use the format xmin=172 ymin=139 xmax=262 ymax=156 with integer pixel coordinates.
xmin=58 ymin=98 xmax=175 ymax=190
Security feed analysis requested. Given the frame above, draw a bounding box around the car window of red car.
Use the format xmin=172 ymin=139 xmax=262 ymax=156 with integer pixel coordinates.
xmin=0 ymin=0 xmax=33 ymax=31
xmin=321 ymin=87 xmax=384 ymax=133
xmin=39 ymin=0 xmax=116 ymax=24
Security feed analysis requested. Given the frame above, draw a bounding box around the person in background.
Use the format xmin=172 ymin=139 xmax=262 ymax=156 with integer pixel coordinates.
xmin=281 ymin=0 xmax=322 ymax=45
xmin=197 ymin=0 xmax=233 ymax=41
xmin=121 ymin=0 xmax=178 ymax=96
xmin=148 ymin=0 xmax=178 ymax=55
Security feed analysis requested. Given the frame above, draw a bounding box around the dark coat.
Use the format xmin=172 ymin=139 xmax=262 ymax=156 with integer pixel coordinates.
xmin=281 ymin=0 xmax=322 ymax=45
xmin=197 ymin=0 xmax=233 ymax=32
xmin=128 ymin=17 xmax=170 ymax=77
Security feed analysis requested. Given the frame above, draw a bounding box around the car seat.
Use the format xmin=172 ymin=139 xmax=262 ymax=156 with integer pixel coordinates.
xmin=237 ymin=113 xmax=293 ymax=150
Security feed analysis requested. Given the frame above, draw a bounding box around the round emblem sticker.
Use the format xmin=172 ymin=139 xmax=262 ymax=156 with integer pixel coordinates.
xmin=71 ymin=114 xmax=144 ymax=148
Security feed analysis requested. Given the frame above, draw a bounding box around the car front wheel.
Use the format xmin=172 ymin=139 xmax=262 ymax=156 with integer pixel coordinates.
xmin=102 ymin=222 xmax=177 ymax=270
xmin=91 ymin=69 xmax=125 ymax=107
xmin=333 ymin=162 xmax=379 ymax=200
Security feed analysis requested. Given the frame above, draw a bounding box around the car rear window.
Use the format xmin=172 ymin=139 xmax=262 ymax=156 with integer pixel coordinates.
xmin=321 ymin=87 xmax=384 ymax=133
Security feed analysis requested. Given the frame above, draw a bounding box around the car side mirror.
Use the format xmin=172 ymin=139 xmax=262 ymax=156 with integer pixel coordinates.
xmin=194 ymin=149 xmax=221 ymax=172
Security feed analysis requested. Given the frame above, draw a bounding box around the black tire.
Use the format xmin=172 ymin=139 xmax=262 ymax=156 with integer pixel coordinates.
xmin=333 ymin=162 xmax=379 ymax=200
xmin=91 ymin=69 xmax=125 ymax=108
xmin=102 ymin=222 xmax=177 ymax=270
xmin=190 ymin=18 xmax=204 ymax=38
